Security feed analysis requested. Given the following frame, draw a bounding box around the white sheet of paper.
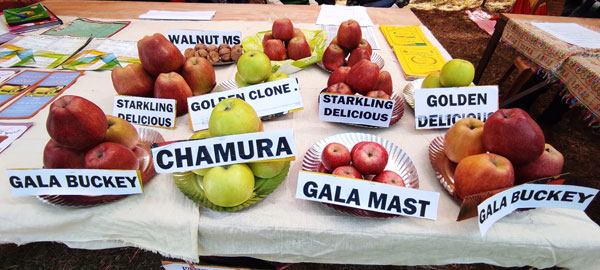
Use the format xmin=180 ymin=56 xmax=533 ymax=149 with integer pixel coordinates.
xmin=139 ymin=10 xmax=215 ymax=21
xmin=316 ymin=5 xmax=374 ymax=26
xmin=531 ymin=22 xmax=600 ymax=49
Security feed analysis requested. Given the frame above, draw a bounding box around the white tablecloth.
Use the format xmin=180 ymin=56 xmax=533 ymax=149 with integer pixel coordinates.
xmin=0 ymin=18 xmax=599 ymax=269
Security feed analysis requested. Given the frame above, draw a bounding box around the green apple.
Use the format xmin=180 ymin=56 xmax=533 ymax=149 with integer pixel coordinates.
xmin=202 ymin=164 xmax=255 ymax=207
xmin=105 ymin=115 xmax=139 ymax=149
xmin=208 ymin=98 xmax=260 ymax=137
xmin=439 ymin=59 xmax=475 ymax=87
xmin=235 ymin=72 xmax=250 ymax=87
xmin=190 ymin=130 xmax=212 ymax=175
xmin=266 ymin=72 xmax=289 ymax=82
xmin=421 ymin=71 xmax=442 ymax=88
xmin=248 ymin=161 xmax=285 ymax=178
xmin=237 ymin=50 xmax=272 ymax=84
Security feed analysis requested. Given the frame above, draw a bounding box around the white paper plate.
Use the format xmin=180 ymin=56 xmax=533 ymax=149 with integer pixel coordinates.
xmin=402 ymin=78 xmax=423 ymax=109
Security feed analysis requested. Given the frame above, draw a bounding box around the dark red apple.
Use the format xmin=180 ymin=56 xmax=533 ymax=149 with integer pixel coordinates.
xmin=454 ymin=153 xmax=514 ymax=202
xmin=154 ymin=72 xmax=193 ymax=116
xmin=347 ymin=47 xmax=371 ymax=67
xmin=111 ymin=63 xmax=155 ymax=97
xmin=264 ymin=39 xmax=287 ymax=61
xmin=373 ymin=170 xmax=405 ymax=187
xmin=321 ymin=142 xmax=351 ymax=171
xmin=322 ymin=44 xmax=347 ymax=71
xmin=43 ymin=139 xmax=85 ymax=169
xmin=351 ymin=141 xmax=388 ymax=175
xmin=336 ymin=19 xmax=362 ymax=50
xmin=46 ymin=95 xmax=107 ymax=151
xmin=85 ymin=142 xmax=139 ymax=170
xmin=332 ymin=165 xmax=363 ymax=179
xmin=345 ymin=59 xmax=380 ymax=95
xmin=317 ymin=162 xmax=330 ymax=173
xmin=262 ymin=33 xmax=274 ymax=49
xmin=514 ymin=143 xmax=564 ymax=185
xmin=292 ymin=28 xmax=306 ymax=39
xmin=326 ymin=82 xmax=353 ymax=95
xmin=365 ymin=90 xmax=390 ymax=100
xmin=181 ymin=56 xmax=216 ymax=96
xmin=482 ymin=108 xmax=545 ymax=165
xmin=272 ymin=18 xmax=294 ymax=42
xmin=287 ymin=37 xmax=311 ymax=60
xmin=137 ymin=33 xmax=185 ymax=76
xmin=327 ymin=66 xmax=351 ymax=87
xmin=374 ymin=71 xmax=393 ymax=95
xmin=357 ymin=39 xmax=372 ymax=57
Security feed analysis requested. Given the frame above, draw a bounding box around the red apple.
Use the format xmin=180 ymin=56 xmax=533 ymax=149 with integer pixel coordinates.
xmin=444 ymin=117 xmax=485 ymax=164
xmin=322 ymin=44 xmax=347 ymax=71
xmin=365 ymin=90 xmax=390 ymax=99
xmin=84 ymin=142 xmax=139 ymax=170
xmin=317 ymin=162 xmax=330 ymax=173
xmin=264 ymin=39 xmax=287 ymax=61
xmin=326 ymin=82 xmax=353 ymax=95
xmin=482 ymin=108 xmax=545 ymax=165
xmin=262 ymin=33 xmax=274 ymax=49
xmin=154 ymin=72 xmax=193 ymax=116
xmin=327 ymin=66 xmax=351 ymax=87
xmin=46 ymin=95 xmax=107 ymax=151
xmin=181 ymin=56 xmax=216 ymax=96
xmin=287 ymin=37 xmax=311 ymax=60
xmin=351 ymin=142 xmax=388 ymax=175
xmin=373 ymin=170 xmax=405 ymax=187
xmin=292 ymin=28 xmax=306 ymax=40
xmin=357 ymin=39 xmax=372 ymax=57
xmin=336 ymin=19 xmax=362 ymax=50
xmin=345 ymin=59 xmax=380 ymax=95
xmin=43 ymin=139 xmax=85 ymax=169
xmin=454 ymin=153 xmax=514 ymax=202
xmin=350 ymin=141 xmax=368 ymax=158
xmin=514 ymin=143 xmax=564 ymax=185
xmin=347 ymin=47 xmax=371 ymax=67
xmin=374 ymin=71 xmax=393 ymax=95
xmin=321 ymin=142 xmax=351 ymax=171
xmin=111 ymin=63 xmax=154 ymax=97
xmin=137 ymin=33 xmax=185 ymax=76
xmin=272 ymin=18 xmax=294 ymax=42
xmin=332 ymin=165 xmax=363 ymax=179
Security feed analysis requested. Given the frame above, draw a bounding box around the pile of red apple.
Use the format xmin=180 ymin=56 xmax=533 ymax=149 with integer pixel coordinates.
xmin=111 ymin=33 xmax=217 ymax=116
xmin=43 ymin=95 xmax=151 ymax=179
xmin=322 ymin=19 xmax=373 ymax=71
xmin=262 ymin=18 xmax=311 ymax=61
xmin=318 ymin=141 xmax=405 ymax=187
xmin=325 ymin=60 xmax=393 ymax=100
xmin=445 ymin=108 xmax=564 ymax=202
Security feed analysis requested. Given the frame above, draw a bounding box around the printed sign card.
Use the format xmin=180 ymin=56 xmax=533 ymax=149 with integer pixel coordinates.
xmin=318 ymin=93 xmax=394 ymax=127
xmin=0 ymin=122 xmax=32 ymax=154
xmin=0 ymin=70 xmax=50 ymax=107
xmin=6 ymin=168 xmax=142 ymax=196
xmin=414 ymin=85 xmax=498 ymax=129
xmin=113 ymin=96 xmax=177 ymax=129
xmin=166 ymin=30 xmax=242 ymax=51
xmin=151 ymin=129 xmax=297 ymax=174
xmin=188 ymin=78 xmax=303 ymax=131
xmin=296 ymin=171 xmax=440 ymax=219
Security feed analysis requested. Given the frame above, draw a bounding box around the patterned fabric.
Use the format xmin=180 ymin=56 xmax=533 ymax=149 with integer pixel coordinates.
xmin=556 ymin=54 xmax=600 ymax=124
xmin=501 ymin=19 xmax=600 ymax=74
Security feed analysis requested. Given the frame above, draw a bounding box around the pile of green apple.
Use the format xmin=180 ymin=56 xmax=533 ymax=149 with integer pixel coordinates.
xmin=422 ymin=59 xmax=475 ymax=88
xmin=43 ymin=95 xmax=153 ymax=180
xmin=185 ymin=98 xmax=288 ymax=208
xmin=234 ymin=50 xmax=289 ymax=87
xmin=444 ymin=109 xmax=564 ymax=202
xmin=111 ymin=33 xmax=217 ymax=116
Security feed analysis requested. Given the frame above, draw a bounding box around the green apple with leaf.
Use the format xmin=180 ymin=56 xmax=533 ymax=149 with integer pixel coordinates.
xmin=202 ymin=164 xmax=255 ymax=207
xmin=249 ymin=161 xmax=286 ymax=178
xmin=237 ymin=50 xmax=272 ymax=84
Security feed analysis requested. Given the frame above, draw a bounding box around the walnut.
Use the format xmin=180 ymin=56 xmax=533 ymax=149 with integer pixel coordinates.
xmin=207 ymin=45 xmax=218 ymax=52
xmin=231 ymin=44 xmax=243 ymax=61
xmin=218 ymin=43 xmax=231 ymax=50
xmin=184 ymin=48 xmax=195 ymax=58
xmin=194 ymin=43 xmax=207 ymax=51
xmin=220 ymin=49 xmax=231 ymax=61
xmin=195 ymin=49 xmax=208 ymax=58
xmin=208 ymin=51 xmax=220 ymax=63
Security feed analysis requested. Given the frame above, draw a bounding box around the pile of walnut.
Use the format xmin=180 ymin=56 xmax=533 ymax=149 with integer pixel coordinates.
xmin=183 ymin=43 xmax=243 ymax=64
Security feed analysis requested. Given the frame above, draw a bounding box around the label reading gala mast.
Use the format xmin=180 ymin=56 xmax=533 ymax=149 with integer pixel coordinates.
xmin=113 ymin=96 xmax=177 ymax=129
xmin=414 ymin=86 xmax=498 ymax=129
xmin=296 ymin=171 xmax=440 ymax=219
xmin=187 ymin=78 xmax=303 ymax=131
xmin=318 ymin=93 xmax=395 ymax=127
xmin=6 ymin=169 xmax=142 ymax=196
xmin=151 ymin=129 xmax=297 ymax=173
xmin=166 ymin=30 xmax=242 ymax=51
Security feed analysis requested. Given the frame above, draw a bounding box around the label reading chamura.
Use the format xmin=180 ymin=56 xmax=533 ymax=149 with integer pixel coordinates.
xmin=187 ymin=78 xmax=302 ymax=131
xmin=414 ymin=86 xmax=498 ymax=129
xmin=6 ymin=169 xmax=142 ymax=196
xmin=318 ymin=93 xmax=395 ymax=127
xmin=151 ymin=129 xmax=297 ymax=174
xmin=295 ymin=171 xmax=440 ymax=220
xmin=166 ymin=30 xmax=242 ymax=51
xmin=477 ymin=184 xmax=598 ymax=236
xmin=113 ymin=95 xmax=177 ymax=128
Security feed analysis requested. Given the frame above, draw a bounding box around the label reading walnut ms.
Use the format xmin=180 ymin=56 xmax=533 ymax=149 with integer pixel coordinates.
xmin=166 ymin=30 xmax=242 ymax=51
xmin=414 ymin=86 xmax=498 ymax=129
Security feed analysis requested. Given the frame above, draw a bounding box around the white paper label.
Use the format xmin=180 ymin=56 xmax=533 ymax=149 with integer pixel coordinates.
xmin=477 ymin=184 xmax=598 ymax=236
xmin=6 ymin=169 xmax=142 ymax=196
xmin=151 ymin=129 xmax=296 ymax=173
xmin=295 ymin=171 xmax=439 ymax=219
xmin=414 ymin=86 xmax=498 ymax=129
xmin=318 ymin=93 xmax=394 ymax=127
xmin=166 ymin=30 xmax=242 ymax=51
xmin=188 ymin=78 xmax=303 ymax=131
xmin=113 ymin=96 xmax=177 ymax=129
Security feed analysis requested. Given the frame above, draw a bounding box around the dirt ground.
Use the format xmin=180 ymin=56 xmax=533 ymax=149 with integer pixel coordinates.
xmin=2 ymin=6 xmax=599 ymax=270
